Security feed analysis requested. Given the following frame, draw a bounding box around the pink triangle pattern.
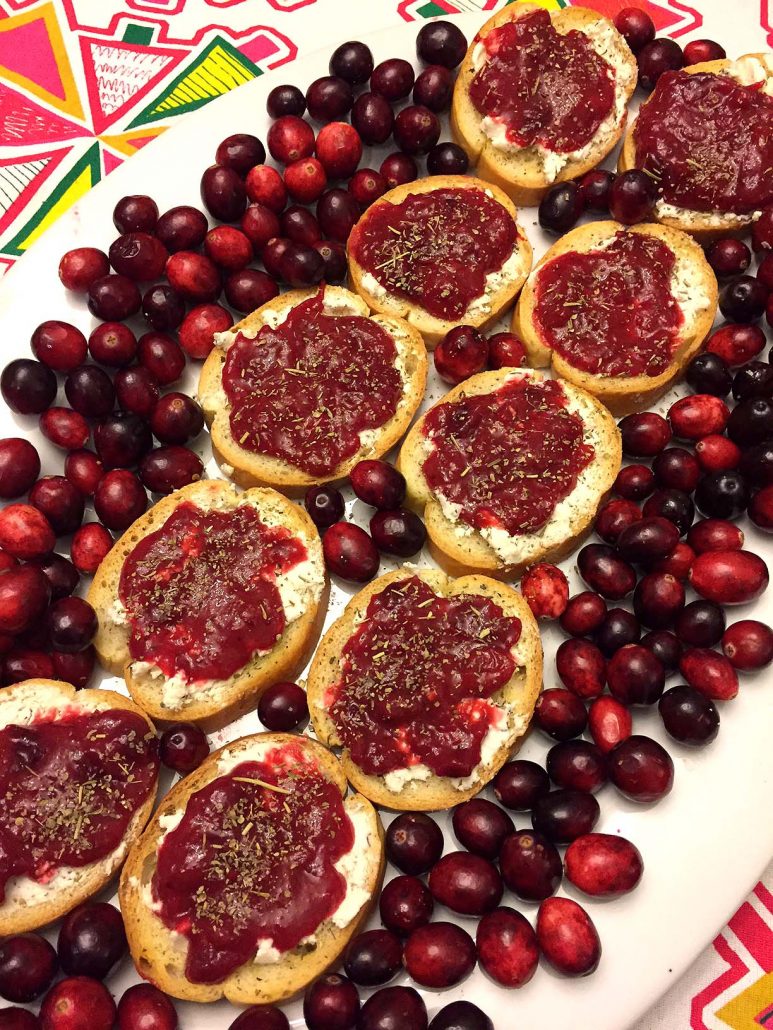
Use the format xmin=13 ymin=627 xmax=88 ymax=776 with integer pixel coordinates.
xmin=0 ymin=17 xmax=66 ymax=100
xmin=0 ymin=146 xmax=70 ymax=237
xmin=0 ymin=88 xmax=90 ymax=147
xmin=101 ymin=148 xmax=123 ymax=175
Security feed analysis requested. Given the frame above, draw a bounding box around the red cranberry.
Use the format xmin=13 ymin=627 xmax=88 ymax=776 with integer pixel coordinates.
xmin=753 ymin=206 xmax=773 ymax=252
xmin=307 ymin=76 xmax=354 ymax=122
xmin=350 ymin=460 xmax=405 ymax=509
xmin=659 ymin=685 xmax=719 ymax=745
xmin=565 ymin=833 xmax=643 ymax=898
xmin=608 ymin=643 xmax=665 ymax=704
xmin=2 ymin=359 xmax=56 ymax=415
xmin=349 ymin=168 xmax=388 ymax=208
xmin=476 ymin=907 xmax=538 ymax=989
xmin=344 ymin=930 xmax=402 ymax=987
xmin=588 ymin=696 xmax=632 ymax=753
xmin=555 ymin=639 xmax=606 ymax=699
xmin=614 ymin=7 xmax=655 ymax=51
xmin=595 ymin=606 xmax=641 ymax=656
xmin=39 ymin=977 xmax=116 ymax=1030
xmin=669 ymin=394 xmax=729 ymax=440
xmin=380 ymin=152 xmax=418 ymax=189
xmin=4 ymin=647 xmax=55 ymax=685
xmin=380 ymin=876 xmax=434 ymax=936
xmin=706 ymin=238 xmax=751 ymax=278
xmin=139 ymin=446 xmax=203 ymax=495
xmin=727 ymin=397 xmax=773 ymax=446
xmin=427 ymin=142 xmax=469 ymax=176
xmin=633 ymin=570 xmax=685 ymax=629
xmin=330 ymin=40 xmax=374 ymax=85
xmin=499 ymin=830 xmax=562 ymax=901
xmin=351 ymin=92 xmax=394 ymax=147
xmin=740 ymin=440 xmax=773 ymax=485
xmin=493 ymin=760 xmax=549 ymax=811
xmin=641 ymin=628 xmax=682 ymax=670
xmin=204 ymin=226 xmax=252 ymax=270
xmin=0 ymin=504 xmax=55 ymax=560
xmin=32 ymin=321 xmax=87 ymax=373
xmin=559 ymin=592 xmax=607 ymax=637
xmin=539 ymin=181 xmax=584 ymax=234
xmin=279 ymin=241 xmax=325 ymax=287
xmin=487 ymin=332 xmax=526 ymax=369
xmin=617 ymin=516 xmax=679 ymax=563
xmin=34 ymin=554 xmax=79 ymax=601
xmin=87 ymin=274 xmax=141 ymax=321
xmin=428 ymin=852 xmax=503 ymax=915
xmin=142 ymin=284 xmax=186 ymax=333
xmin=609 ymin=169 xmax=657 ymax=223
xmin=228 ymin=1009 xmax=288 ymax=1030
xmin=0 ymin=438 xmax=40 ymax=498
xmin=759 ymin=253 xmax=773 ymax=290
xmin=683 ymin=38 xmax=726 ymax=64
xmin=595 ymin=498 xmax=642 ymax=544
xmin=137 ymin=332 xmax=186 ymax=386
xmin=315 ymin=121 xmax=362 ymax=179
xmin=246 ymin=166 xmax=288 ymax=212
xmin=225 ymin=268 xmax=279 ymax=312
xmin=267 ymin=115 xmax=315 ymax=165
xmin=267 ymin=83 xmax=306 ymax=118
xmin=520 ymin=563 xmax=568 ymax=619
xmin=150 ymin=394 xmax=204 ymax=445
xmin=416 ymin=20 xmax=467 ymax=68
xmin=317 ymin=189 xmax=361 ymax=242
xmin=614 ymin=463 xmax=655 ymax=501
xmin=653 ymin=448 xmax=701 ymax=493
xmin=59 ymin=247 xmax=110 ymax=292
xmin=166 ymin=251 xmax=220 ymax=303
xmin=685 ymin=352 xmax=732 ymax=397
xmin=358 ymin=987 xmax=427 ymax=1030
xmin=394 ymin=105 xmax=440 ymax=155
xmin=720 ymin=275 xmax=769 ymax=322
xmin=155 ymin=205 xmax=208 ymax=252
xmin=115 ymin=367 xmax=160 ymax=419
xmin=215 ymin=133 xmax=265 ymax=175
xmin=451 ymin=798 xmax=513 ymax=860
xmin=159 ymin=722 xmax=209 ymax=773
xmin=179 ymin=303 xmax=232 ymax=360
xmin=371 ymin=58 xmax=415 ymax=100
xmin=257 ymin=681 xmax=308 ymax=731
xmin=281 ymin=206 xmax=322 ymax=247
xmin=577 ymin=544 xmax=636 ymax=599
xmin=429 ymin=1003 xmax=491 ymax=1030
xmin=200 ymin=164 xmax=246 ymax=222
xmin=303 ymin=485 xmax=345 ymax=530
xmin=531 ymin=789 xmax=600 ymax=844
xmin=29 ymin=476 xmax=83 ymax=536
xmin=117 ymin=984 xmax=178 ymax=1030
xmin=679 ymin=647 xmax=739 ymax=701
xmin=695 ymin=473 xmax=751 ymax=524
xmin=404 ymin=922 xmax=475 ymax=988
xmin=578 ymin=169 xmax=615 ymax=210
xmin=94 ymin=413 xmax=152 ymax=468
xmin=434 ymin=325 xmax=488 ymax=384
xmin=642 ymin=488 xmax=695 ymax=536
xmin=696 ymin=434 xmax=741 ymax=473
xmin=608 ymin=734 xmax=674 ymax=802
xmin=113 ymin=194 xmax=158 ymax=233
xmin=88 ymin=322 xmax=136 ymax=368
xmin=675 ymin=599 xmax=725 ymax=647
xmin=303 ymin=974 xmax=360 ymax=1030
xmin=40 ymin=408 xmax=89 ymax=452
xmin=386 ymin=813 xmax=443 ymax=875
xmin=707 ymin=324 xmax=766 ymax=365
xmin=733 ymin=360 xmax=773 ymax=401
xmin=71 ymin=523 xmax=112 ymax=575
xmin=284 ymin=156 xmax=328 ymax=204
xmin=722 ymin=620 xmax=773 ymax=670
xmin=547 ymin=740 xmax=607 ymax=794
xmin=262 ymin=238 xmax=291 ymax=279
xmin=241 ymin=202 xmax=280 ymax=249
xmin=690 ymin=549 xmax=768 ymax=604
xmin=534 ymin=688 xmax=587 ymax=741
xmin=0 ymin=934 xmax=57 ymax=1002
xmin=109 ymin=232 xmax=167 ymax=281
xmin=64 ymin=365 xmax=115 ymax=419
xmin=0 ymin=552 xmax=16 ymax=574
xmin=57 ymin=902 xmax=126 ymax=980
xmin=0 ymin=565 xmax=50 ymax=634
xmin=94 ymin=469 xmax=147 ymax=530
xmin=413 ymin=64 xmax=454 ymax=112
xmin=637 ymin=37 xmax=684 ymax=89
xmin=620 ymin=412 xmax=671 ymax=456
xmin=370 ymin=509 xmax=426 ymax=557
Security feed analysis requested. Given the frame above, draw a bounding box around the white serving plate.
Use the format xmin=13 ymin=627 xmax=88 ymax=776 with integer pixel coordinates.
xmin=1 ymin=11 xmax=771 ymax=1030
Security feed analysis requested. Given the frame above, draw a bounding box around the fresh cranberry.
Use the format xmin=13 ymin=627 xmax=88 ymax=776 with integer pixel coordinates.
xmin=683 ymin=38 xmax=726 ymax=64
xmin=225 ymin=268 xmax=280 ymax=312
xmin=539 ymin=182 xmax=584 ymax=234
xmin=669 ymin=394 xmax=729 ymax=440
xmin=429 ymin=1002 xmax=492 ymax=1030
xmin=614 ymin=7 xmax=655 ymax=51
xmin=371 ymin=58 xmax=415 ymax=100
xmin=404 ymin=922 xmax=475 ymax=988
xmin=434 ymin=325 xmax=488 ymax=384
xmin=267 ymin=116 xmax=315 ymax=166
xmin=228 ymin=1008 xmax=288 ymax=1030
xmin=31 ymin=321 xmax=87 ymax=373
xmin=595 ymin=498 xmax=642 ymax=544
xmin=675 ymin=599 xmax=725 ymax=647
xmin=39 ymin=977 xmax=116 ymax=1030
xmin=653 ymin=448 xmax=701 ymax=493
xmin=370 ymin=509 xmax=426 ymax=557
xmin=241 ymin=203 xmax=281 ymax=250
xmin=740 ymin=440 xmax=773 ymax=486
xmin=559 ymin=592 xmax=607 ymax=637
xmin=609 ymin=169 xmax=657 ymax=223
xmin=284 ymin=158 xmax=328 ymax=204
xmin=349 ymin=460 xmax=405 ymax=509
xmin=685 ymin=353 xmax=732 ymax=397
xmin=0 ymin=504 xmax=55 ymax=560
xmin=658 ymin=685 xmax=720 ymax=745
xmin=695 ymin=471 xmax=750 ymax=520
xmin=4 ymin=648 xmax=55 ymax=684
xmin=109 ymin=232 xmax=167 ymax=281
xmin=330 ymin=40 xmax=374 ymax=84
xmin=707 ymin=324 xmax=766 ymax=365
xmin=117 ymin=984 xmax=178 ymax=1030
xmin=451 ymin=798 xmax=513 ymax=860
xmin=759 ymin=253 xmax=773 ymax=290
xmin=200 ymin=164 xmax=246 ymax=222
xmin=413 ymin=64 xmax=454 ymax=111
xmin=351 ymin=93 xmax=394 ymax=147
xmin=87 ymin=322 xmax=136 ymax=368
xmin=634 ymin=570 xmax=685 ymax=629
xmin=302 ymin=486 xmax=343 ymax=531
xmin=386 ymin=813 xmax=443 ymax=875
xmin=155 ymin=205 xmax=208 ymax=252
xmin=428 ymin=852 xmax=503 ymax=915
xmin=34 ymin=554 xmax=79 ymax=600
xmin=637 ymin=37 xmax=684 ymax=89
xmin=0 ymin=934 xmax=57 ymax=1002
xmin=71 ymin=523 xmax=112 ymax=575
xmin=588 ymin=695 xmax=632 ymax=754
xmin=261 ymin=238 xmax=291 ymax=280
xmin=48 ymin=596 xmax=97 ymax=653
xmin=733 ymin=360 xmax=773 ymax=401
xmin=57 ymin=903 xmax=126 ymax=980
xmin=499 ymin=830 xmax=562 ymax=901
xmin=113 ymin=194 xmax=158 ymax=234
xmin=616 ymin=516 xmax=679 ymax=563
xmin=696 ymin=434 xmax=741 ymax=473
xmin=165 ymin=251 xmax=220 ymax=303
xmin=416 ymin=20 xmax=467 ymax=67
xmin=246 ymin=166 xmax=288 ymax=213
xmin=315 ymin=121 xmax=363 ymax=179
xmin=64 ymin=365 xmax=115 ymax=420
xmin=349 ymin=168 xmax=388 ymax=208
xmin=267 ymin=83 xmax=306 ymax=118
xmin=642 ymin=488 xmax=695 ymax=536
xmin=0 ymin=565 xmax=50 ymax=634
xmin=179 ymin=303 xmax=232 ymax=360
xmin=555 ymin=639 xmax=606 ymax=699
xmin=546 ymin=740 xmax=607 ymax=794
xmin=307 ymin=76 xmax=354 ymax=122
xmin=427 ymin=142 xmax=469 ymax=176
xmin=303 ymin=974 xmax=360 ymax=1030
xmin=139 ymin=446 xmax=203 ymax=495
xmin=280 ymin=241 xmax=325 ymax=286
xmin=150 ymin=393 xmax=204 ymax=446
xmin=203 ymin=226 xmax=253 ymax=271
xmin=0 ymin=551 xmax=16 ymax=574
xmin=595 ymin=606 xmax=641 ymax=656
xmin=215 ymin=133 xmax=265 ymax=176
xmin=476 ymin=907 xmax=538 ymax=989
xmin=752 ymin=206 xmax=773 ymax=252
xmin=0 ymin=1008 xmax=39 ymax=1029
xmin=344 ymin=930 xmax=402 ymax=987
xmin=607 ymin=643 xmax=665 ymax=705
xmin=532 ymin=789 xmax=600 ymax=844
xmin=142 ymin=284 xmax=186 ymax=333
xmin=88 ymin=274 xmax=141 ymax=321
xmin=565 ymin=833 xmax=643 ymax=898
xmin=323 ymin=523 xmax=379 ymax=583
xmin=577 ymin=544 xmax=636 ymax=599
xmin=0 ymin=438 xmax=40 ymax=498
xmin=534 ymin=688 xmax=588 ymax=741
xmin=2 ymin=359 xmax=57 ymax=415
xmin=620 ymin=412 xmax=671 ymax=457
xmin=727 ymin=397 xmax=773 ymax=446
xmin=608 ymin=734 xmax=674 ymax=802
xmin=641 ymin=628 xmax=682 ymax=670
xmin=493 ymin=760 xmax=549 ymax=811
xmin=614 ymin=463 xmax=655 ymax=500
xmin=487 ymin=332 xmax=526 ymax=369
xmin=314 ymin=240 xmax=347 ymax=282
xmin=39 ymin=408 xmax=89 ymax=452
xmin=94 ymin=412 xmax=152 ymax=469
xmin=94 ymin=469 xmax=147 ymax=530
xmin=159 ymin=723 xmax=209 ymax=773
xmin=317 ymin=189 xmax=361 ymax=242
xmin=59 ymin=247 xmax=110 ymax=292
xmin=257 ymin=681 xmax=308 ymax=731
xmin=380 ymin=152 xmax=418 ymax=189
xmin=115 ymin=367 xmax=159 ymax=420
xmin=393 ymin=105 xmax=441 ymax=155
xmin=380 ymin=876 xmax=434 ymax=937
xmin=722 ymin=620 xmax=773 ymax=670
xmin=137 ymin=332 xmax=186 ymax=386
xmin=720 ymin=275 xmax=769 ymax=322
xmin=705 ymin=237 xmax=751 ymax=278
xmin=679 ymin=647 xmax=739 ymax=701
xmin=578 ymin=169 xmax=615 ymax=210
xmin=358 ymin=987 xmax=427 ymax=1030
xmin=520 ymin=563 xmax=568 ymax=619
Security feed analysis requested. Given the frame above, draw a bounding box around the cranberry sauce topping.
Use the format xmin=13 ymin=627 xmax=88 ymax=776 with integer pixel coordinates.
xmin=329 ymin=575 xmax=521 ymax=778
xmin=118 ymin=500 xmax=307 ymax=683
xmin=534 ymin=231 xmax=683 ymax=377
xmin=348 ymin=186 xmax=518 ymax=320
xmin=422 ymin=376 xmax=594 ymax=537
xmin=152 ymin=741 xmax=353 ymax=983
xmin=634 ymin=70 xmax=773 ymax=214
xmin=221 ymin=291 xmax=403 ymax=477
xmin=0 ymin=708 xmax=158 ymax=896
xmin=469 ymin=9 xmax=617 ymax=153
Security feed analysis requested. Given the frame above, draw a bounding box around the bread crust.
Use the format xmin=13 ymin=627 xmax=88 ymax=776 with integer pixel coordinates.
xmin=396 ymin=369 xmax=621 ymax=579
xmin=451 ymin=5 xmax=637 ymax=205
xmin=512 ymin=220 xmax=719 ymax=415
xmin=119 ymin=732 xmax=385 ymax=1005
xmin=619 ymin=55 xmax=773 ymax=241
xmin=346 ymin=175 xmax=532 ymax=348
xmin=87 ymin=480 xmax=328 ymax=732
xmin=307 ymin=568 xmax=542 ymax=810
xmin=198 ymin=285 xmax=427 ymax=494
xmin=0 ymin=679 xmax=159 ymax=935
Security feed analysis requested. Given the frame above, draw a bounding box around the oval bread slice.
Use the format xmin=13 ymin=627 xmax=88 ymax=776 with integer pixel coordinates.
xmin=119 ymin=732 xmax=384 ymax=1005
xmin=0 ymin=678 xmax=159 ymax=935
xmin=308 ymin=568 xmax=542 ymax=811
xmin=87 ymin=480 xmax=328 ymax=732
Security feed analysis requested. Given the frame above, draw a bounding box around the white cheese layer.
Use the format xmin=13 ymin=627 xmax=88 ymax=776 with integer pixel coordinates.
xmin=464 ymin=245 xmax=528 ymax=320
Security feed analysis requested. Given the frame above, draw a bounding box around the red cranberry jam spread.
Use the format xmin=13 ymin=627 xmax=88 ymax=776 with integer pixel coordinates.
xmin=328 ymin=575 xmax=522 ymax=779
xmin=348 ymin=186 xmax=519 ymax=321
xmin=221 ymin=291 xmax=404 ymax=477
xmin=634 ymin=70 xmax=773 ymax=214
xmin=119 ymin=500 xmax=308 ymax=685
xmin=468 ymin=9 xmax=617 ymax=153
xmin=534 ymin=231 xmax=683 ymax=377
xmin=422 ymin=376 xmax=594 ymax=537
xmin=0 ymin=707 xmax=158 ymax=897
xmin=152 ymin=741 xmax=355 ymax=983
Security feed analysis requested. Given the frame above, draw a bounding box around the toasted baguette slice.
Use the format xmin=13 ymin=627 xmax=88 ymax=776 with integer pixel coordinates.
xmin=397 ymin=369 xmax=621 ymax=579
xmin=308 ymin=568 xmax=542 ymax=811
xmin=451 ymin=5 xmax=636 ymax=206
xmin=619 ymin=54 xmax=773 ymax=241
xmin=0 ymin=679 xmax=158 ymax=935
xmin=513 ymin=221 xmax=718 ymax=415
xmin=347 ymin=175 xmax=532 ymax=348
xmin=197 ymin=285 xmax=427 ymax=493
xmin=88 ymin=480 xmax=327 ymax=732
xmin=120 ymin=733 xmax=384 ymax=1005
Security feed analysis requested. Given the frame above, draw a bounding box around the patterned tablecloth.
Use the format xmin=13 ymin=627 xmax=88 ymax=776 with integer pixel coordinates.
xmin=0 ymin=0 xmax=771 ymax=1026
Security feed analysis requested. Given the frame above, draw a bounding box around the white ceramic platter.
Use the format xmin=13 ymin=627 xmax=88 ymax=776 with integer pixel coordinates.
xmin=1 ymin=10 xmax=772 ymax=1029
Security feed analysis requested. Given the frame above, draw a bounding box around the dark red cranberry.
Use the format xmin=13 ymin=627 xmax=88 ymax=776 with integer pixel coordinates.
xmin=257 ymin=681 xmax=308 ymax=731
xmin=39 ymin=408 xmax=89 ymax=452
xmin=487 ymin=331 xmax=526 ymax=369
xmin=150 ymin=393 xmax=204 ymax=446
xmin=720 ymin=275 xmax=769 ymax=322
xmin=642 ymin=488 xmax=695 ymax=536
xmin=241 ymin=202 xmax=280 ymax=250
xmin=637 ymin=37 xmax=684 ymax=89
xmin=4 ymin=647 xmax=55 ymax=685
xmin=113 ymin=194 xmax=158 ymax=233
xmin=139 ymin=446 xmax=202 ymax=495
xmin=117 ymin=983 xmax=178 ymax=1030
xmin=560 ymin=591 xmax=607 ymax=637
xmin=380 ymin=876 xmax=434 ymax=936
xmin=706 ymin=237 xmax=751 ymax=278
xmin=303 ymin=974 xmax=360 ymax=1029
xmin=32 ymin=320 xmax=87 ymax=373
xmin=707 ymin=324 xmax=766 ymax=365
xmin=0 ymin=565 xmax=50 ymax=634
xmin=137 ymin=332 xmax=186 ymax=386
xmin=429 ymin=1001 xmax=492 ymax=1030
xmin=39 ymin=976 xmax=116 ymax=1030
xmin=727 ymin=397 xmax=773 ymax=446
xmin=64 ymin=365 xmax=115 ymax=419
xmin=200 ymin=164 xmax=246 ymax=222
xmin=57 ymin=902 xmax=126 ymax=980
xmin=722 ymin=620 xmax=773 ymax=669
xmin=344 ymin=930 xmax=402 ymax=987
xmin=386 ymin=813 xmax=443 ymax=875
xmin=280 ymin=241 xmax=325 ymax=287
xmin=87 ymin=274 xmax=141 ymax=321
xmin=306 ymin=76 xmax=354 ymax=122
xmin=740 ymin=439 xmax=773 ymax=486
xmin=614 ymin=7 xmax=655 ymax=51
xmin=620 ymin=412 xmax=671 ymax=456
xmin=608 ymin=734 xmax=674 ymax=802
xmin=350 ymin=460 xmax=405 ymax=509
xmin=267 ymin=83 xmax=306 ymax=118
xmin=304 ymin=485 xmax=345 ymax=530
xmin=88 ymin=322 xmax=136 ymax=368
xmin=159 ymin=722 xmax=209 ymax=773
xmin=330 ymin=40 xmax=373 ymax=84
xmin=225 ymin=268 xmax=279 ymax=312
xmin=59 ymin=247 xmax=110 ymax=292
xmin=166 ymin=250 xmax=220 ymax=303
xmin=588 ymin=695 xmax=632 ymax=753
xmin=633 ymin=570 xmax=685 ymax=629
xmin=109 ymin=232 xmax=167 ymax=281
xmin=499 ymin=829 xmax=562 ymax=901
xmin=617 ymin=516 xmax=680 ymax=564
xmin=281 ymin=206 xmax=322 ymax=247
xmin=607 ymin=643 xmax=665 ymax=705
xmin=675 ymin=600 xmax=725 ymax=647
xmin=641 ymin=628 xmax=682 ymax=670
xmin=752 ymin=206 xmax=773 ymax=253
xmin=426 ymin=141 xmax=469 ymax=176
xmin=323 ymin=523 xmax=379 ymax=582
xmin=0 ymin=504 xmax=55 ymax=560
xmin=614 ymin=463 xmax=655 ymax=500
xmin=0 ymin=934 xmax=57 ymax=1001
xmin=578 ymin=169 xmax=615 ymax=210
xmin=695 ymin=471 xmax=750 ymax=520
xmin=94 ymin=469 xmax=147 ymax=530
xmin=404 ymin=922 xmax=475 ymax=988
xmin=141 ymin=284 xmax=186 ymax=333
xmin=115 ymin=367 xmax=159 ymax=419
xmin=434 ymin=325 xmax=488 ymax=383
xmin=71 ymin=523 xmax=112 ymax=575
xmin=317 ymin=188 xmax=361 ymax=242
xmin=0 ymin=438 xmax=40 ymax=498
xmin=370 ymin=509 xmax=427 ymax=557
xmin=686 ymin=352 xmax=732 ymax=397
xmin=476 ymin=908 xmax=538 ymax=989
xmin=609 ymin=169 xmax=657 ymax=223
xmin=577 ymin=544 xmax=636 ymax=599
xmin=565 ymin=833 xmax=643 ymax=897
xmin=531 ymin=789 xmax=600 ymax=844
xmin=683 ymin=38 xmax=726 ymax=63
xmin=760 ymin=252 xmax=773 ymax=289
xmin=358 ymin=987 xmax=427 ymax=1030
xmin=534 ymin=688 xmax=587 ymax=741
xmin=696 ymin=434 xmax=741 ymax=474
xmin=653 ymin=448 xmax=701 ymax=492
xmin=155 ymin=205 xmax=208 ymax=253
xmin=380 ymin=152 xmax=418 ymax=189
xmin=416 ymin=20 xmax=467 ymax=68
xmin=413 ymin=65 xmax=454 ymax=111
xmin=35 ymin=554 xmax=79 ymax=600
xmin=659 ymin=685 xmax=719 ymax=745
xmin=539 ymin=181 xmax=584 ymax=234
xmin=733 ymin=362 xmax=773 ymax=406
xmin=428 ymin=852 xmax=503 ymax=915
xmin=371 ymin=58 xmax=415 ymax=100
xmin=451 ymin=798 xmax=513 ymax=860
xmin=547 ymin=740 xmax=607 ymax=794
xmin=679 ymin=647 xmax=739 ymax=700
xmin=349 ymin=168 xmax=388 ymax=208
xmin=555 ymin=638 xmax=606 ymax=699
xmin=47 ymin=596 xmax=97 ymax=653
xmin=2 ymin=359 xmax=56 ymax=415
xmin=393 ymin=105 xmax=440 ymax=155
xmin=595 ymin=498 xmax=642 ymax=543
xmin=493 ymin=760 xmax=549 ymax=811
xmin=215 ymin=133 xmax=265 ymax=175
xmin=94 ymin=413 xmax=152 ymax=468
xmin=262 ymin=237 xmax=292 ymax=279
